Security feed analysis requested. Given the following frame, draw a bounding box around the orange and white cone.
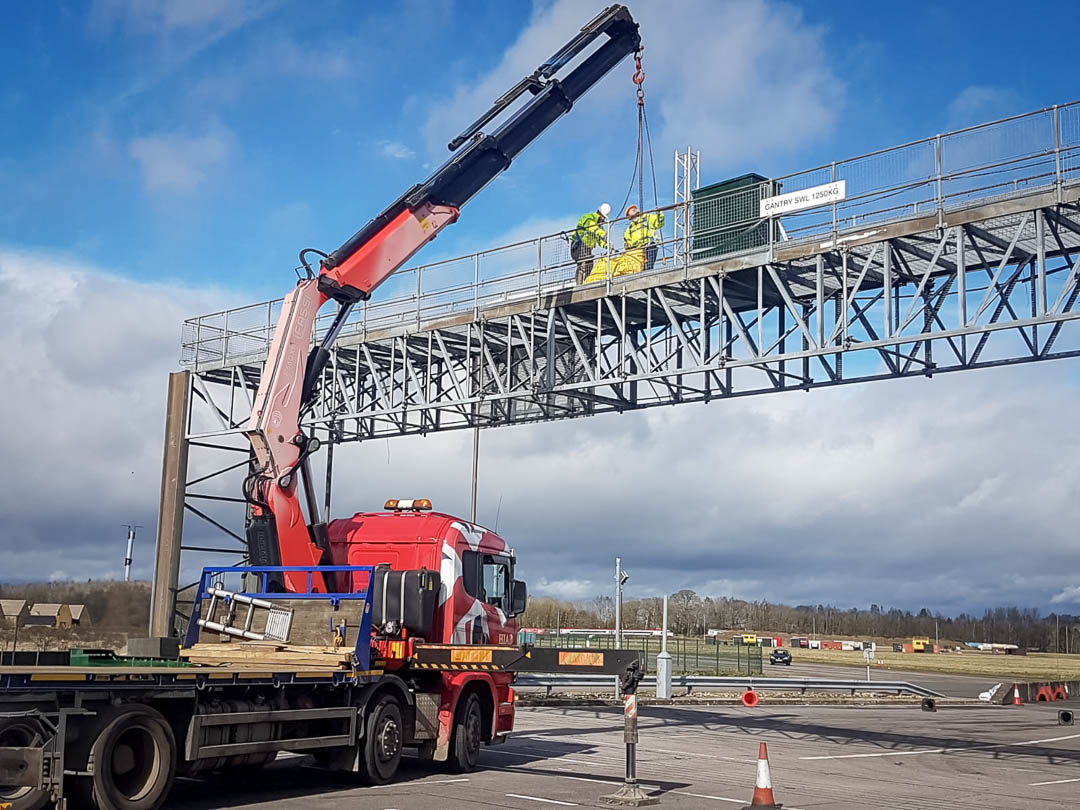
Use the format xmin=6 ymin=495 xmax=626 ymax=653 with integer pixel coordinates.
xmin=1013 ymin=683 xmax=1022 ymax=706
xmin=741 ymin=742 xmax=782 ymax=809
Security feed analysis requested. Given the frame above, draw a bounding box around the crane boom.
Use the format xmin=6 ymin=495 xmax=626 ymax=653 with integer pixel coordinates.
xmin=244 ymin=6 xmax=641 ymax=592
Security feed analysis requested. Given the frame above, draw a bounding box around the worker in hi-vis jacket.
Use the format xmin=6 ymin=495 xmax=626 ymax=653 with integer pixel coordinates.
xmin=623 ymin=204 xmax=665 ymax=271
xmin=571 ymin=202 xmax=611 ymax=282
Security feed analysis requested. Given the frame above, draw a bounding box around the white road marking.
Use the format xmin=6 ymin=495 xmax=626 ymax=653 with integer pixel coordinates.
xmin=674 ymin=791 xmax=805 ymax=810
xmin=1030 ymin=777 xmax=1080 ymax=786
xmin=800 ymin=732 xmax=1080 ymax=760
xmin=505 ymin=793 xmax=578 ymax=806
xmin=365 ymin=777 xmax=470 ymax=788
xmin=486 ymin=748 xmax=599 ymax=767
xmin=519 ymin=734 xmax=756 ymax=763
xmin=487 ymin=763 xmax=661 ymax=789
xmin=553 ymin=772 xmax=662 ymax=789
xmin=672 ymin=791 xmax=743 ymax=804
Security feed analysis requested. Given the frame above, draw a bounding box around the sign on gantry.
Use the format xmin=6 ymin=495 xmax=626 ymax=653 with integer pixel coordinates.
xmin=760 ymin=179 xmax=846 ymax=217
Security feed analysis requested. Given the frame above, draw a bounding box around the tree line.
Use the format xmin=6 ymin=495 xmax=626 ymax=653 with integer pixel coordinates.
xmin=520 ymin=591 xmax=1080 ymax=651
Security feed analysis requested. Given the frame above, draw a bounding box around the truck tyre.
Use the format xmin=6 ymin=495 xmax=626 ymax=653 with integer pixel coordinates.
xmin=0 ymin=717 xmax=50 ymax=810
xmin=72 ymin=705 xmax=176 ymax=810
xmin=359 ymin=695 xmax=403 ymax=785
xmin=448 ymin=692 xmax=482 ymax=773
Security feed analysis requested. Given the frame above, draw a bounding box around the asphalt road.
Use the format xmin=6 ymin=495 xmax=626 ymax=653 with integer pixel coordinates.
xmin=166 ymin=702 xmax=1080 ymax=809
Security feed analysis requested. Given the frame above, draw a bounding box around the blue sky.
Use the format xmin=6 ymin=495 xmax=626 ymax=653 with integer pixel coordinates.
xmin=3 ymin=0 xmax=1080 ymax=616
xmin=4 ymin=0 xmax=1078 ymax=301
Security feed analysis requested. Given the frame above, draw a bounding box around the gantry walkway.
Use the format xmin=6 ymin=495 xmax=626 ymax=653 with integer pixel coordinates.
xmin=179 ymin=101 xmax=1080 ymax=448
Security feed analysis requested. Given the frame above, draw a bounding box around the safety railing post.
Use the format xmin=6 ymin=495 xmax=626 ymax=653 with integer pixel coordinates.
xmin=473 ymin=252 xmax=480 ymax=316
xmin=1055 ymin=104 xmax=1063 ymax=201
xmin=936 ymin=133 xmax=944 ymax=215
xmin=222 ymin=308 xmax=230 ymax=363
xmin=536 ymin=236 xmax=543 ymax=298
xmin=830 ymin=161 xmax=838 ymax=236
xmin=416 ymin=267 xmax=423 ymax=329
xmin=605 ymin=219 xmax=613 ymax=295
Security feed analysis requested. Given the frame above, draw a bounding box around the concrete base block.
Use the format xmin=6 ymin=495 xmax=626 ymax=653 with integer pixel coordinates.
xmin=602 ymin=783 xmax=660 ymax=806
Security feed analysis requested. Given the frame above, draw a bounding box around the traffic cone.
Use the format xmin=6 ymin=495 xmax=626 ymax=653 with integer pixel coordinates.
xmin=1012 ymin=683 xmax=1022 ymax=706
xmin=741 ymin=742 xmax=782 ymax=809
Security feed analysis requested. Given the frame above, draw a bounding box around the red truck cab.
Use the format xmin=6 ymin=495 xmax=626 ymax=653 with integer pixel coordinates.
xmin=328 ymin=500 xmax=525 ymax=646
xmin=327 ymin=500 xmax=526 ymax=766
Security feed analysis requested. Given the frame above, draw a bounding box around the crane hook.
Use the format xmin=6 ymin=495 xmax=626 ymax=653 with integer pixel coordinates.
xmin=632 ymin=49 xmax=645 ymax=85
xmin=632 ymin=49 xmax=645 ymax=105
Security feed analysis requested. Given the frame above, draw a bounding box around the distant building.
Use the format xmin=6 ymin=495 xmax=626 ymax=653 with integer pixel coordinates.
xmin=68 ymin=605 xmax=91 ymax=628
xmin=0 ymin=600 xmax=29 ymax=629
xmin=26 ymin=604 xmax=73 ymax=629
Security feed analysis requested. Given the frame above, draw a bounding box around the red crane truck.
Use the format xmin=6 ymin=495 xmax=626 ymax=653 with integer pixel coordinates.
xmin=0 ymin=6 xmax=642 ymax=809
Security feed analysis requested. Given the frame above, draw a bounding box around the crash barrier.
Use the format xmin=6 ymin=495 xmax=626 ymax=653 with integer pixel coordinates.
xmin=514 ymin=673 xmax=944 ymax=698
xmin=998 ymin=680 xmax=1079 ymax=705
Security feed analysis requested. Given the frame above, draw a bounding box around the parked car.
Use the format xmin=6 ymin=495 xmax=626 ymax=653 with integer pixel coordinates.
xmin=769 ymin=649 xmax=792 ymax=666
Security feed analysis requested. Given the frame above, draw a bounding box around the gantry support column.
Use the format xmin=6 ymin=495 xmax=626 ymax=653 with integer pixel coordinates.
xmin=149 ymin=370 xmax=191 ymax=638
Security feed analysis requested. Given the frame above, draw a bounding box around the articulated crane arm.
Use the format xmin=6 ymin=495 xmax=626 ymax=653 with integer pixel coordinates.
xmin=244 ymin=6 xmax=641 ymax=592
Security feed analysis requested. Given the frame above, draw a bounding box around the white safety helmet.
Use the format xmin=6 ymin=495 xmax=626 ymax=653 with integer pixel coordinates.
xmin=597 ymin=202 xmax=612 ymax=219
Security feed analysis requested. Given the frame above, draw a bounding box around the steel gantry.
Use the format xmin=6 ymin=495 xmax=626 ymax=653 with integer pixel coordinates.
xmin=156 ymin=102 xmax=1080 ymax=632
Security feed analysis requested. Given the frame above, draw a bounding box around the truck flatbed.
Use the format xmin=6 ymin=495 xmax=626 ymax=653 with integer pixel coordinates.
xmin=0 ymin=664 xmax=385 ymax=690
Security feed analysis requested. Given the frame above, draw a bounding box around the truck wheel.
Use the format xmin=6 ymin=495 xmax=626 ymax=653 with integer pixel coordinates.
xmin=73 ymin=705 xmax=176 ymax=810
xmin=359 ymin=695 xmax=403 ymax=785
xmin=0 ymin=718 xmax=50 ymax=810
xmin=448 ymin=692 xmax=482 ymax=773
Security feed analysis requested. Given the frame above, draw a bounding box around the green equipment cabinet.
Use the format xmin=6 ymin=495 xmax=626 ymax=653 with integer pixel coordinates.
xmin=691 ymin=173 xmax=779 ymax=260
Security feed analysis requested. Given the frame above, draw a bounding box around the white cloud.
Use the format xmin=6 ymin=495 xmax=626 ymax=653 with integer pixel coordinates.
xmin=534 ymin=579 xmax=597 ymax=600
xmin=129 ymin=131 xmax=231 ymax=193
xmin=0 ymin=248 xmax=228 ymax=581
xmin=422 ymin=0 xmax=844 ymax=171
xmin=3 ymin=246 xmax=1080 ymax=615
xmin=378 ymin=140 xmax=416 ymax=160
xmin=90 ymin=0 xmax=256 ymax=33
xmin=947 ymin=86 xmax=1022 ymax=130
xmin=1051 ymin=585 xmax=1080 ymax=605
xmin=91 ymin=1 xmax=283 ymax=109
xmin=323 ymin=361 xmax=1080 ymax=614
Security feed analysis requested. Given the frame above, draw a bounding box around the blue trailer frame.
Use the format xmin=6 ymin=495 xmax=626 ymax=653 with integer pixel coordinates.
xmin=184 ymin=564 xmax=376 ymax=671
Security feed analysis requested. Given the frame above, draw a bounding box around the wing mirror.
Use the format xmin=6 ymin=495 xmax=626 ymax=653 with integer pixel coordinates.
xmin=509 ymin=580 xmax=528 ymax=617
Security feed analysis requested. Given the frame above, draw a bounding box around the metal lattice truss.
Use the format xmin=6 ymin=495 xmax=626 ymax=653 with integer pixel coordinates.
xmin=186 ymin=189 xmax=1080 ymax=446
